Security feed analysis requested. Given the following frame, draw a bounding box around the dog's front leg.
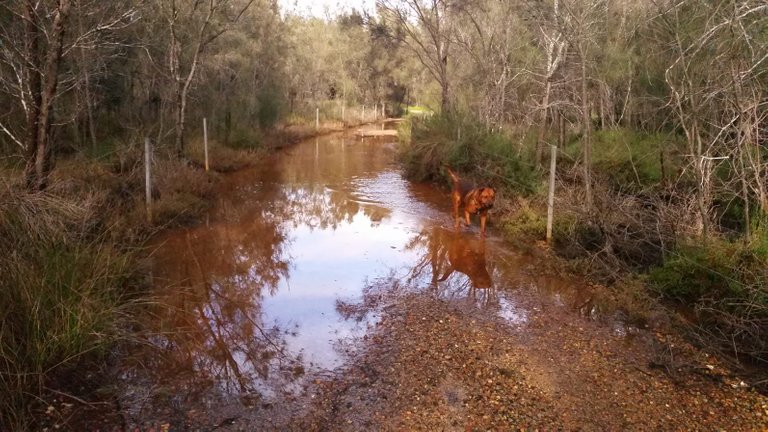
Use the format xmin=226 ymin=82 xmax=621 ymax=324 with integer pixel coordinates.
xmin=465 ymin=210 xmax=471 ymax=228
xmin=437 ymin=267 xmax=455 ymax=282
xmin=452 ymin=194 xmax=462 ymax=230
xmin=479 ymin=210 xmax=487 ymax=236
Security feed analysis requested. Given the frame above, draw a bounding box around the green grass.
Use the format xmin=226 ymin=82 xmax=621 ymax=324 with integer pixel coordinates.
xmin=404 ymin=105 xmax=434 ymax=116
xmin=0 ymin=187 xmax=143 ymax=430
xmin=501 ymin=206 xmax=578 ymax=246
xmin=0 ymin=148 xmax=221 ymax=429
xmin=501 ymin=202 xmax=548 ymax=241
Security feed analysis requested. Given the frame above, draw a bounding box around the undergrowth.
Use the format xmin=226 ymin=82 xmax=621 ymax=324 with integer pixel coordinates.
xmin=0 ymin=184 xmax=143 ymax=430
xmin=399 ymin=112 xmax=538 ymax=196
xmin=399 ymin=112 xmax=768 ymax=369
xmin=562 ymin=128 xmax=682 ymax=190
xmin=649 ymin=233 xmax=768 ymax=362
xmin=0 ymin=146 xmax=221 ymax=429
xmin=0 ymin=117 xmax=350 ymax=428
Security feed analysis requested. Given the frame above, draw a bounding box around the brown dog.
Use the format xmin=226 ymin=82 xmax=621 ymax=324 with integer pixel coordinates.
xmin=446 ymin=167 xmax=496 ymax=235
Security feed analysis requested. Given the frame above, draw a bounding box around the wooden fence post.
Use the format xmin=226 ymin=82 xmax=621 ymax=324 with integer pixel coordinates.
xmin=546 ymin=144 xmax=557 ymax=244
xmin=144 ymin=137 xmax=153 ymax=223
xmin=203 ymin=117 xmax=209 ymax=172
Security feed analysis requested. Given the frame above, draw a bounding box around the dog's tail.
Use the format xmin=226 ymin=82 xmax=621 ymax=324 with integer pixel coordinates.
xmin=444 ymin=165 xmax=460 ymax=187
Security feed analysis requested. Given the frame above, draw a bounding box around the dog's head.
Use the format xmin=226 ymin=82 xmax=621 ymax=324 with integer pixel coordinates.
xmin=477 ymin=187 xmax=496 ymax=210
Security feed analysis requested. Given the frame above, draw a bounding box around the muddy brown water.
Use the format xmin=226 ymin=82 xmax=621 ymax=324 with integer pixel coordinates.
xmin=110 ymin=128 xmax=614 ymax=429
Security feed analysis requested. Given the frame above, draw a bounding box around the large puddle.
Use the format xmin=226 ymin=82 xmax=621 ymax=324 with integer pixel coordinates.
xmin=115 ymin=127 xmax=597 ymax=426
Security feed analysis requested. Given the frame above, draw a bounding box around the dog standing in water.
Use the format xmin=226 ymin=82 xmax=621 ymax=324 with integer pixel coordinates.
xmin=445 ymin=167 xmax=496 ymax=235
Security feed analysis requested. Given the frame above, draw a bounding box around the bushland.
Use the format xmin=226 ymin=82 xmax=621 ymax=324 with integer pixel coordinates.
xmin=399 ymin=111 xmax=768 ymax=371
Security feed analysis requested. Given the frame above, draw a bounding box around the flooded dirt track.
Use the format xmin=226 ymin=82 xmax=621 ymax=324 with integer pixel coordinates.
xmin=91 ymin=128 xmax=767 ymax=431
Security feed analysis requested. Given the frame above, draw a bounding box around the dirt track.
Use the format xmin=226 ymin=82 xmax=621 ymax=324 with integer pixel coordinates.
xmin=271 ymin=292 xmax=767 ymax=431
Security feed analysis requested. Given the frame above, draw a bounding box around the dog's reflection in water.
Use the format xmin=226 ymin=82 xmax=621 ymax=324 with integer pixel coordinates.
xmin=424 ymin=228 xmax=495 ymax=307
xmin=436 ymin=231 xmax=491 ymax=289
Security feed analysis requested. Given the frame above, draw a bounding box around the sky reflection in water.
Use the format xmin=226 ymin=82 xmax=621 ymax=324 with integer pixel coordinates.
xmin=130 ymin=133 xmax=555 ymax=421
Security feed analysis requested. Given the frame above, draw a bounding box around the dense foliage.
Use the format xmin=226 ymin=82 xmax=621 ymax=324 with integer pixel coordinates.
xmin=2 ymin=0 xmax=768 ymax=427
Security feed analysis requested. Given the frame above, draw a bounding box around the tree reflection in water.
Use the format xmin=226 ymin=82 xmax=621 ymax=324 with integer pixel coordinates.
xmin=118 ymin=187 xmax=299 ymax=426
xmin=117 ymin=136 xmax=401 ymax=427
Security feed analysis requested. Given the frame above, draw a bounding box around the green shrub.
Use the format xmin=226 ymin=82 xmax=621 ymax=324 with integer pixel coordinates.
xmin=649 ymin=237 xmax=768 ymax=361
xmin=257 ymin=85 xmax=284 ymax=130
xmin=501 ymin=202 xmax=573 ymax=242
xmin=399 ymin=112 xmax=538 ymax=196
xmin=479 ymin=132 xmax=539 ymax=196
xmin=752 ymin=223 xmax=768 ymax=259
xmin=83 ymin=135 xmax=124 ymax=160
xmin=224 ymin=126 xmax=263 ymax=151
xmin=649 ymin=242 xmax=750 ymax=301
xmin=563 ymin=128 xmax=681 ymax=189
